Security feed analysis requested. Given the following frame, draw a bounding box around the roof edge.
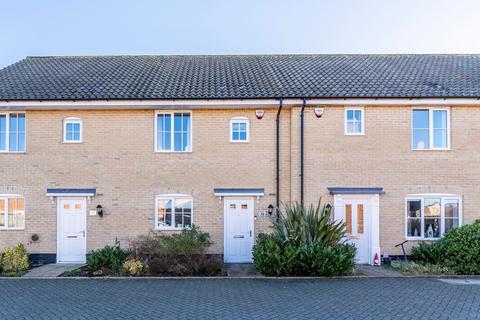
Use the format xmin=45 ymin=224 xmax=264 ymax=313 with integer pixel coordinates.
xmin=2 ymin=97 xmax=480 ymax=111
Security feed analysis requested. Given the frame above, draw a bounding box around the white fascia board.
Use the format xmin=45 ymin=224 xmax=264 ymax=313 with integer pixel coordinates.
xmin=2 ymin=98 xmax=480 ymax=110
xmin=214 ymin=192 xmax=265 ymax=197
xmin=46 ymin=192 xmax=95 ymax=197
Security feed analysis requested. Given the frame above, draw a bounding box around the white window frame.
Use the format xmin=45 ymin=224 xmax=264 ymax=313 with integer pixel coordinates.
xmin=344 ymin=107 xmax=365 ymax=135
xmin=0 ymin=194 xmax=26 ymax=230
xmin=0 ymin=112 xmax=26 ymax=153
xmin=411 ymin=108 xmax=450 ymax=151
xmin=154 ymin=111 xmax=192 ymax=153
xmin=155 ymin=194 xmax=193 ymax=230
xmin=230 ymin=117 xmax=250 ymax=143
xmin=63 ymin=118 xmax=83 ymax=143
xmin=405 ymin=194 xmax=462 ymax=240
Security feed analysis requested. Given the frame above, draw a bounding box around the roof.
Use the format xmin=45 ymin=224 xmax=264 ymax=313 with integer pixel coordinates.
xmin=1 ymin=54 xmax=480 ymax=101
xmin=327 ymin=187 xmax=385 ymax=195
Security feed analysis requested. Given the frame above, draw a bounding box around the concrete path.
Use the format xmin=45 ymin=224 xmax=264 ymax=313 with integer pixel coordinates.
xmin=0 ymin=278 xmax=479 ymax=319
xmin=23 ymin=263 xmax=83 ymax=278
xmin=356 ymin=264 xmax=403 ymax=277
xmin=224 ymin=263 xmax=262 ymax=277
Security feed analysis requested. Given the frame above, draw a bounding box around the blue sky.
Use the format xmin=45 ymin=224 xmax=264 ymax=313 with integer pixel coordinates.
xmin=1 ymin=0 xmax=480 ymax=68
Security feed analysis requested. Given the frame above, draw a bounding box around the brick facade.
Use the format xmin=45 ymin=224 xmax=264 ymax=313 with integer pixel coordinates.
xmin=1 ymin=105 xmax=478 ymax=257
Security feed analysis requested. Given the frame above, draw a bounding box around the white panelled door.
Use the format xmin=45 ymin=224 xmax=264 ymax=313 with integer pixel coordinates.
xmin=224 ymin=199 xmax=254 ymax=263
xmin=57 ymin=198 xmax=87 ymax=263
xmin=343 ymin=200 xmax=369 ymax=264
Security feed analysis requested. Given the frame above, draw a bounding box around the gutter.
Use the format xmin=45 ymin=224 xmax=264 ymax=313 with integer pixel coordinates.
xmin=2 ymin=97 xmax=480 ymax=110
xmin=300 ymin=98 xmax=306 ymax=206
xmin=275 ymin=99 xmax=283 ymax=221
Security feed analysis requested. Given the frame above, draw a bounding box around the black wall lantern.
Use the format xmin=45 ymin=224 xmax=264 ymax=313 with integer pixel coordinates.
xmin=267 ymin=204 xmax=274 ymax=216
xmin=96 ymin=204 xmax=104 ymax=217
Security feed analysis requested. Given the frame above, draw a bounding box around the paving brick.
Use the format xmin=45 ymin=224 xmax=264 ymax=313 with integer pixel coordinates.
xmin=0 ymin=278 xmax=479 ymax=319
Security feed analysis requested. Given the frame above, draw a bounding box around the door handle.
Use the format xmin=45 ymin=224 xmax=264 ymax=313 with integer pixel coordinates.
xmin=82 ymin=230 xmax=85 ymax=237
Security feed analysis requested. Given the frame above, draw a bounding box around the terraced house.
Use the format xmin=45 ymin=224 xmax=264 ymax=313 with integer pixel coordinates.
xmin=0 ymin=54 xmax=479 ymax=265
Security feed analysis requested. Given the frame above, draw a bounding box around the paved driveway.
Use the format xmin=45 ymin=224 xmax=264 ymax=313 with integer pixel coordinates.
xmin=0 ymin=278 xmax=479 ymax=319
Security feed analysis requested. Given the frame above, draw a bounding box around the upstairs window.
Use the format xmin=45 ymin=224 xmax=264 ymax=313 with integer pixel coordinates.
xmin=0 ymin=113 xmax=25 ymax=152
xmin=63 ymin=118 xmax=82 ymax=143
xmin=406 ymin=196 xmax=461 ymax=240
xmin=344 ymin=108 xmax=364 ymax=135
xmin=412 ymin=109 xmax=449 ymax=150
xmin=155 ymin=195 xmax=192 ymax=229
xmin=230 ymin=117 xmax=249 ymax=142
xmin=0 ymin=196 xmax=25 ymax=230
xmin=155 ymin=112 xmax=191 ymax=152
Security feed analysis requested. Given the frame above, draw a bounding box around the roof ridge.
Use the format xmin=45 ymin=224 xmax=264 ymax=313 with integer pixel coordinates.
xmin=24 ymin=53 xmax=480 ymax=60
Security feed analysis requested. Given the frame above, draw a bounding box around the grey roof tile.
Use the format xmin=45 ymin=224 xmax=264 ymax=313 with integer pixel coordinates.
xmin=1 ymin=54 xmax=480 ymax=100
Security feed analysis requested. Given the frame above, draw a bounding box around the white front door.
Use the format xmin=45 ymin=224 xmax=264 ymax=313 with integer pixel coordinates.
xmin=57 ymin=198 xmax=87 ymax=263
xmin=343 ymin=200 xmax=369 ymax=264
xmin=224 ymin=198 xmax=254 ymax=263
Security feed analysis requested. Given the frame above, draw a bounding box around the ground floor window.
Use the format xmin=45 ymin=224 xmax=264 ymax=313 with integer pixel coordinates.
xmin=155 ymin=195 xmax=192 ymax=229
xmin=406 ymin=196 xmax=460 ymax=240
xmin=0 ymin=196 xmax=25 ymax=229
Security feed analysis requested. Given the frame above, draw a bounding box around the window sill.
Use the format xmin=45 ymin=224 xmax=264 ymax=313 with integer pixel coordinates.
xmin=230 ymin=140 xmax=250 ymax=143
xmin=406 ymin=237 xmax=441 ymax=241
xmin=154 ymin=150 xmax=193 ymax=154
xmin=155 ymin=227 xmax=190 ymax=231
xmin=344 ymin=133 xmax=365 ymax=136
xmin=0 ymin=151 xmax=26 ymax=154
xmin=412 ymin=148 xmax=451 ymax=151
xmin=0 ymin=228 xmax=25 ymax=231
xmin=63 ymin=141 xmax=83 ymax=144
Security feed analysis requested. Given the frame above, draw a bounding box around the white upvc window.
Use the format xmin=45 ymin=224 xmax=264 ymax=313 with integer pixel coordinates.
xmin=63 ymin=118 xmax=82 ymax=143
xmin=155 ymin=195 xmax=193 ymax=230
xmin=344 ymin=108 xmax=364 ymax=135
xmin=155 ymin=111 xmax=192 ymax=152
xmin=0 ymin=195 xmax=25 ymax=230
xmin=412 ymin=108 xmax=450 ymax=150
xmin=230 ymin=117 xmax=250 ymax=142
xmin=0 ymin=112 xmax=26 ymax=153
xmin=405 ymin=195 xmax=461 ymax=240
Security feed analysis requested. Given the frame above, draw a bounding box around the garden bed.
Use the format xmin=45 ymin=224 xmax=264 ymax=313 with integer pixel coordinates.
xmin=68 ymin=226 xmax=226 ymax=277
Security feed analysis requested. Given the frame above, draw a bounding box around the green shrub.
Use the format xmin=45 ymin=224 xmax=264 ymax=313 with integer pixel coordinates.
xmin=411 ymin=241 xmax=445 ymax=265
xmin=253 ymin=201 xmax=356 ymax=276
xmin=129 ymin=226 xmax=224 ymax=276
xmin=160 ymin=225 xmax=212 ymax=256
xmin=122 ymin=259 xmax=146 ymax=276
xmin=87 ymin=241 xmax=129 ymax=273
xmin=1 ymin=243 xmax=30 ymax=273
xmin=442 ymin=221 xmax=480 ymax=274
xmin=253 ymin=233 xmax=355 ymax=276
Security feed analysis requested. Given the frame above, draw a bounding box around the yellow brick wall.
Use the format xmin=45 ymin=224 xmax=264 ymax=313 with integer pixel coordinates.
xmin=295 ymin=105 xmax=480 ymax=255
xmin=0 ymin=108 xmax=290 ymax=255
xmin=1 ymin=105 xmax=478 ymax=257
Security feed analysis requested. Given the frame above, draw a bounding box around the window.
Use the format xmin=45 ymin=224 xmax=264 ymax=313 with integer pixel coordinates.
xmin=412 ymin=109 xmax=449 ymax=150
xmin=230 ymin=117 xmax=249 ymax=142
xmin=406 ymin=196 xmax=461 ymax=240
xmin=344 ymin=108 xmax=364 ymax=135
xmin=155 ymin=112 xmax=191 ymax=152
xmin=155 ymin=195 xmax=192 ymax=229
xmin=63 ymin=118 xmax=82 ymax=143
xmin=0 ymin=113 xmax=25 ymax=152
xmin=0 ymin=196 xmax=25 ymax=230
